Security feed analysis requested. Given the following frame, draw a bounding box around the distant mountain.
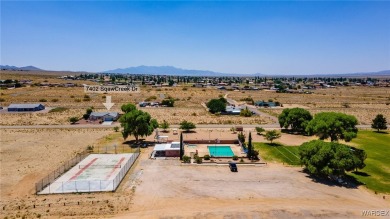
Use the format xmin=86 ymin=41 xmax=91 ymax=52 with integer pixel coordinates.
xmin=103 ymin=65 xmax=245 ymax=76
xmin=266 ymin=70 xmax=390 ymax=78
xmin=1 ymin=65 xmax=43 ymax=71
xmin=104 ymin=65 xmax=390 ymax=77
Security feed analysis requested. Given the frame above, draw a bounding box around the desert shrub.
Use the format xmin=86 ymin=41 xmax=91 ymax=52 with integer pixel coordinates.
xmin=195 ymin=156 xmax=203 ymax=164
xmin=240 ymin=158 xmax=244 ymax=163
xmin=145 ymin=96 xmax=157 ymax=101
xmin=191 ymin=112 xmax=197 ymax=116
xmin=49 ymin=107 xmax=68 ymax=113
xmin=69 ymin=117 xmax=79 ymax=124
xmin=182 ymin=87 xmax=188 ymax=91
xmin=0 ymin=98 xmax=5 ymax=102
xmin=203 ymin=155 xmax=210 ymax=160
xmin=240 ymin=97 xmax=254 ymax=105
xmin=87 ymin=145 xmax=94 ymax=151
xmin=180 ymin=120 xmax=196 ymax=132
xmin=161 ymin=98 xmax=175 ymax=107
xmin=113 ymin=127 xmax=119 ymax=132
xmin=39 ymin=98 xmax=47 ymax=102
xmin=75 ymin=98 xmax=81 ymax=102
xmin=182 ymin=155 xmax=191 ymax=163
xmin=232 ymin=155 xmax=238 ymax=160
xmin=240 ymin=107 xmax=252 ymax=117
xmin=255 ymin=127 xmax=265 ymax=135
xmin=51 ymin=98 xmax=59 ymax=102
xmin=83 ymin=97 xmax=91 ymax=101
xmin=70 ymin=95 xmax=75 ymax=98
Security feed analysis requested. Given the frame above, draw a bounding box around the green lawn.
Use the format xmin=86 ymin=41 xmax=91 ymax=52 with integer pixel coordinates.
xmin=253 ymin=142 xmax=301 ymax=165
xmin=348 ymin=130 xmax=390 ymax=194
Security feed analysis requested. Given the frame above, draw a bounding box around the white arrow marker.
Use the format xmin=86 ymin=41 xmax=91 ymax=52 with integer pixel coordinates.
xmin=103 ymin=96 xmax=115 ymax=110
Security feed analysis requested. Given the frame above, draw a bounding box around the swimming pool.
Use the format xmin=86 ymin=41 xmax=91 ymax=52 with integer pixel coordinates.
xmin=208 ymin=146 xmax=234 ymax=157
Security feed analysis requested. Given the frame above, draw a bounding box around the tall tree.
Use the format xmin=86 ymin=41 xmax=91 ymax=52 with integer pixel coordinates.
xmin=247 ymin=132 xmax=252 ymax=159
xmin=371 ymin=114 xmax=387 ymax=132
xmin=206 ymin=98 xmax=226 ymax=114
xmin=159 ymin=120 xmax=170 ymax=132
xmin=179 ymin=120 xmax=196 ymax=132
xmin=120 ymin=108 xmax=158 ymax=143
xmin=306 ymin=112 xmax=358 ymax=142
xmin=180 ymin=132 xmax=184 ymax=160
xmin=121 ymin=103 xmax=136 ymax=113
xmin=278 ymin=108 xmax=312 ymax=133
xmin=299 ymin=140 xmax=366 ymax=178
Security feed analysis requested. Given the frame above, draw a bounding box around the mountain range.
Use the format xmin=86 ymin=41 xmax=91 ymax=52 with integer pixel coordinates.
xmin=1 ymin=65 xmax=43 ymax=71
xmin=1 ymin=64 xmax=390 ymax=77
xmin=103 ymin=65 xmax=236 ymax=76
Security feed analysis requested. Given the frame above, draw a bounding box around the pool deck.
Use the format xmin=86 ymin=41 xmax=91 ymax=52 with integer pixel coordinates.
xmin=184 ymin=143 xmax=245 ymax=157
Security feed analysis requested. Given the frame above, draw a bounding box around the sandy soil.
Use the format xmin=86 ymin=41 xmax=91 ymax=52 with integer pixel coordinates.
xmin=114 ymin=156 xmax=389 ymax=219
xmin=1 ymin=128 xmax=389 ymax=219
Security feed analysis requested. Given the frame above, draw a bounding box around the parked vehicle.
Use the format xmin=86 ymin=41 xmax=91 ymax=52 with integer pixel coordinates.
xmin=229 ymin=162 xmax=238 ymax=172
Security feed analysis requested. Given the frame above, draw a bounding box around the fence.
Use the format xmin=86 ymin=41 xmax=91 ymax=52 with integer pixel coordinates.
xmin=35 ymin=150 xmax=90 ymax=194
xmin=36 ymin=148 xmax=140 ymax=194
xmin=184 ymin=139 xmax=239 ymax=144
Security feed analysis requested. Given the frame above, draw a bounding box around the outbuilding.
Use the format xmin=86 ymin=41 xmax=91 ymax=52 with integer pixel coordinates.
xmin=7 ymin=103 xmax=45 ymax=112
xmin=152 ymin=142 xmax=181 ymax=157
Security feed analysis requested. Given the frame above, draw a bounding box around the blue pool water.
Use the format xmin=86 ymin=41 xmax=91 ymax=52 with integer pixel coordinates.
xmin=208 ymin=146 xmax=234 ymax=157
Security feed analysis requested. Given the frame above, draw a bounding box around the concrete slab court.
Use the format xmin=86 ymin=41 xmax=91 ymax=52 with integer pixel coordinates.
xmin=38 ymin=153 xmax=137 ymax=194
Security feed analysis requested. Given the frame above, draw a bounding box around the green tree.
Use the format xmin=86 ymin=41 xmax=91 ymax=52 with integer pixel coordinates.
xmin=306 ymin=112 xmax=358 ymax=142
xmin=121 ymin=103 xmax=136 ymax=113
xmin=247 ymin=132 xmax=252 ymax=159
xmin=161 ymin=98 xmax=175 ymax=107
xmin=237 ymin=132 xmax=245 ymax=145
xmin=265 ymin=130 xmax=281 ymax=144
xmin=255 ymin=127 xmax=265 ymax=135
xmin=83 ymin=107 xmax=93 ymax=120
xmin=113 ymin=126 xmax=119 ymax=132
xmin=206 ymin=98 xmax=226 ymax=114
xmin=160 ymin=120 xmax=170 ymax=132
xmin=179 ymin=120 xmax=196 ymax=132
xmin=240 ymin=107 xmax=252 ymax=117
xmin=371 ymin=114 xmax=387 ymax=132
xmin=299 ymin=140 xmax=366 ymax=178
xmin=119 ymin=109 xmax=158 ymax=143
xmin=278 ymin=108 xmax=312 ymax=133
xmin=69 ymin=117 xmax=79 ymax=124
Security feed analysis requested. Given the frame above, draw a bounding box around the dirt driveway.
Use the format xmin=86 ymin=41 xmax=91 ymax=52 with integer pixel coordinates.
xmin=115 ymin=153 xmax=389 ymax=219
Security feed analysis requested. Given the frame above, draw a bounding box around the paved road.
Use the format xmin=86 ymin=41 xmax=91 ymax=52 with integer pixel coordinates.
xmin=224 ymin=93 xmax=279 ymax=124
xmin=0 ymin=124 xmax=375 ymax=129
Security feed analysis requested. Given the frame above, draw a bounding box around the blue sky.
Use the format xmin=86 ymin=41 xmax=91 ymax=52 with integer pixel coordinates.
xmin=1 ymin=1 xmax=389 ymax=74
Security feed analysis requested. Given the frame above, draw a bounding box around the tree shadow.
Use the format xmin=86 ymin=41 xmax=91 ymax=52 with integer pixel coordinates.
xmin=301 ymin=169 xmax=365 ymax=189
xmin=374 ymin=131 xmax=389 ymax=134
xmin=352 ymin=171 xmax=371 ymax=177
xmin=122 ymin=139 xmax=156 ymax=148
xmin=265 ymin=142 xmax=283 ymax=147
xmin=182 ymin=130 xmax=197 ymax=133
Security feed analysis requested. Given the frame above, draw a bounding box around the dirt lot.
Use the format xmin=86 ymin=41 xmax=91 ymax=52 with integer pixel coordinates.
xmin=115 ymin=156 xmax=389 ymax=219
xmin=1 ymin=128 xmax=388 ymax=219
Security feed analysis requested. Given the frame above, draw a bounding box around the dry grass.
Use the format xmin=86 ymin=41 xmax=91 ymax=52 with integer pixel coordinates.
xmin=1 ymin=72 xmax=389 ymax=125
xmin=229 ymin=87 xmax=390 ymax=125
